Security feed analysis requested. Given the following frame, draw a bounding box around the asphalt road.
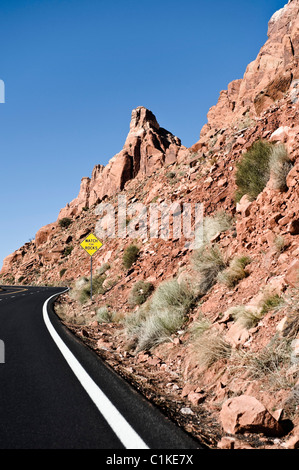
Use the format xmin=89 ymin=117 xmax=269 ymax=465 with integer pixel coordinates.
xmin=0 ymin=285 xmax=203 ymax=450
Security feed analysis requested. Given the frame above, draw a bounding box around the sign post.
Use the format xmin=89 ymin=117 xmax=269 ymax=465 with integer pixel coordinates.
xmin=80 ymin=233 xmax=103 ymax=301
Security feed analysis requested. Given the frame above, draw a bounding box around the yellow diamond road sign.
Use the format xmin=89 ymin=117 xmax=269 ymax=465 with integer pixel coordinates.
xmin=80 ymin=233 xmax=103 ymax=256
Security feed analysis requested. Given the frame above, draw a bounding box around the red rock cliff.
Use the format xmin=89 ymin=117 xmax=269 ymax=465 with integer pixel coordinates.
xmin=58 ymin=106 xmax=185 ymax=219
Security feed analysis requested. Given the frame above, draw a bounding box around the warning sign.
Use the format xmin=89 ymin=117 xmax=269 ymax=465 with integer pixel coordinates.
xmin=80 ymin=233 xmax=103 ymax=256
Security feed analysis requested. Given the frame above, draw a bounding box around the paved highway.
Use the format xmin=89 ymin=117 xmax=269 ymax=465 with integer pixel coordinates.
xmin=0 ymin=285 xmax=202 ymax=449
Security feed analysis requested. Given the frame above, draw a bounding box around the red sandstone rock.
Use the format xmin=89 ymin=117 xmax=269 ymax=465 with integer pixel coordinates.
xmin=220 ymin=395 xmax=284 ymax=436
xmin=58 ymin=106 xmax=184 ymax=219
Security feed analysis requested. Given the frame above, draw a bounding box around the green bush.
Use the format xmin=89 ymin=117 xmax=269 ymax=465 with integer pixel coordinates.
xmin=235 ymin=140 xmax=273 ymax=202
xmin=123 ymin=244 xmax=140 ymax=270
xmin=128 ymin=280 xmax=154 ymax=306
xmin=59 ymin=217 xmax=72 ymax=228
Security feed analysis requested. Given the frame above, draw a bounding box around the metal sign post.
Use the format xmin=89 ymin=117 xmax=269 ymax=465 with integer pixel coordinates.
xmin=80 ymin=233 xmax=103 ymax=302
xmin=90 ymin=255 xmax=93 ymax=301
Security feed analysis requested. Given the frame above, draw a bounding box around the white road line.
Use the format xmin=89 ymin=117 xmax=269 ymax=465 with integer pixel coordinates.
xmin=42 ymin=290 xmax=149 ymax=450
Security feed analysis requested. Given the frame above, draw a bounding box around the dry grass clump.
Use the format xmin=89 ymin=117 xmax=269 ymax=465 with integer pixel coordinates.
xmin=237 ymin=336 xmax=293 ymax=389
xmin=96 ymin=306 xmax=112 ymax=323
xmin=235 ymin=141 xmax=292 ymax=201
xmin=199 ymin=211 xmax=233 ymax=247
xmin=260 ymin=293 xmax=284 ymax=315
xmin=97 ymin=263 xmax=110 ymax=275
xmin=124 ymin=278 xmax=195 ymax=352
xmin=269 ymin=144 xmax=293 ymax=191
xmin=75 ymin=274 xmax=107 ymax=304
xmin=191 ymin=329 xmax=232 ymax=369
xmin=218 ymin=255 xmax=251 ymax=288
xmin=123 ymin=244 xmax=140 ymax=270
xmin=281 ymin=288 xmax=299 ymax=339
xmin=128 ymin=280 xmax=154 ymax=307
xmin=226 ymin=305 xmax=262 ymax=329
xmin=192 ymin=244 xmax=227 ymax=295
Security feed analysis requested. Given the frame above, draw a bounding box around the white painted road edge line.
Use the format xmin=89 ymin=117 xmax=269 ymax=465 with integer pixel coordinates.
xmin=43 ymin=290 xmax=149 ymax=450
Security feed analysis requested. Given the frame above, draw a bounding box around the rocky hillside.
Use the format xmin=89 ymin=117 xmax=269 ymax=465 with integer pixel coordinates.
xmin=1 ymin=0 xmax=299 ymax=449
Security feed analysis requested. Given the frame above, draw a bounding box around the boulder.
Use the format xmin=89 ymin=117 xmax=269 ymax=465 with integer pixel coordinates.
xmin=220 ymin=395 xmax=284 ymax=436
xmin=285 ymin=260 xmax=299 ymax=287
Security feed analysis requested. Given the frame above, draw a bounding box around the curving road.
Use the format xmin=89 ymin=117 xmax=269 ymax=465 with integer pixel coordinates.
xmin=0 ymin=285 xmax=202 ymax=450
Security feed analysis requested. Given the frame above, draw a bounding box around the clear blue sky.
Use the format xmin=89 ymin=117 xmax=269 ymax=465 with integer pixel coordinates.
xmin=0 ymin=0 xmax=287 ymax=267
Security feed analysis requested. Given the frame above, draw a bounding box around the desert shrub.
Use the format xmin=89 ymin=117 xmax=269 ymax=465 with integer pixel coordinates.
xmin=281 ymin=289 xmax=299 ymax=339
xmin=96 ymin=306 xmax=112 ymax=323
xmin=191 ymin=330 xmax=232 ymax=369
xmin=260 ymin=293 xmax=283 ymax=315
xmin=123 ymin=244 xmax=140 ymax=269
xmin=63 ymin=245 xmax=73 ymax=257
xmin=227 ymin=305 xmax=262 ymax=329
xmin=274 ymin=235 xmax=286 ymax=253
xmin=192 ymin=245 xmax=227 ymax=295
xmin=240 ymin=336 xmax=292 ymax=388
xmin=269 ymin=144 xmax=293 ymax=191
xmin=59 ymin=217 xmax=72 ymax=228
xmin=200 ymin=211 xmax=233 ymax=247
xmin=97 ymin=263 xmax=110 ymax=275
xmin=128 ymin=280 xmax=154 ymax=306
xmin=166 ymin=171 xmax=176 ymax=180
xmin=235 ymin=140 xmax=273 ymax=202
xmin=125 ymin=278 xmax=195 ymax=351
xmin=188 ymin=316 xmax=211 ymax=338
xmin=59 ymin=268 xmax=67 ymax=278
xmin=18 ymin=276 xmax=25 ymax=283
xmin=218 ymin=255 xmax=251 ymax=288
xmin=78 ymin=274 xmax=107 ymax=304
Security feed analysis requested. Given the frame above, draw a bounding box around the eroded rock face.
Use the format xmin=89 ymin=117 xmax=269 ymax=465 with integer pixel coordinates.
xmin=58 ymin=106 xmax=184 ymax=219
xmin=195 ymin=0 xmax=299 ymax=144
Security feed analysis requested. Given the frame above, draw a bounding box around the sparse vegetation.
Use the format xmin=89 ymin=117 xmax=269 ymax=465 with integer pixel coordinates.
xmin=128 ymin=280 xmax=154 ymax=307
xmin=63 ymin=245 xmax=73 ymax=257
xmin=218 ymin=255 xmax=251 ymax=288
xmin=192 ymin=244 xmax=227 ymax=295
xmin=125 ymin=278 xmax=195 ymax=352
xmin=269 ymin=143 xmax=293 ymax=191
xmin=96 ymin=306 xmax=112 ymax=323
xmin=274 ymin=235 xmax=286 ymax=253
xmin=235 ymin=140 xmax=273 ymax=202
xmin=59 ymin=217 xmax=72 ymax=228
xmin=191 ymin=329 xmax=232 ymax=369
xmin=260 ymin=293 xmax=283 ymax=315
xmin=78 ymin=274 xmax=107 ymax=304
xmin=97 ymin=263 xmax=110 ymax=275
xmin=200 ymin=211 xmax=234 ymax=247
xmin=123 ymin=244 xmax=140 ymax=269
xmin=227 ymin=305 xmax=262 ymax=329
xmin=239 ymin=336 xmax=292 ymax=389
xmin=59 ymin=268 xmax=67 ymax=278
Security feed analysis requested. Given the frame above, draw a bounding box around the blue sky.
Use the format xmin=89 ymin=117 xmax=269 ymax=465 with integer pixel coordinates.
xmin=0 ymin=0 xmax=287 ymax=268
